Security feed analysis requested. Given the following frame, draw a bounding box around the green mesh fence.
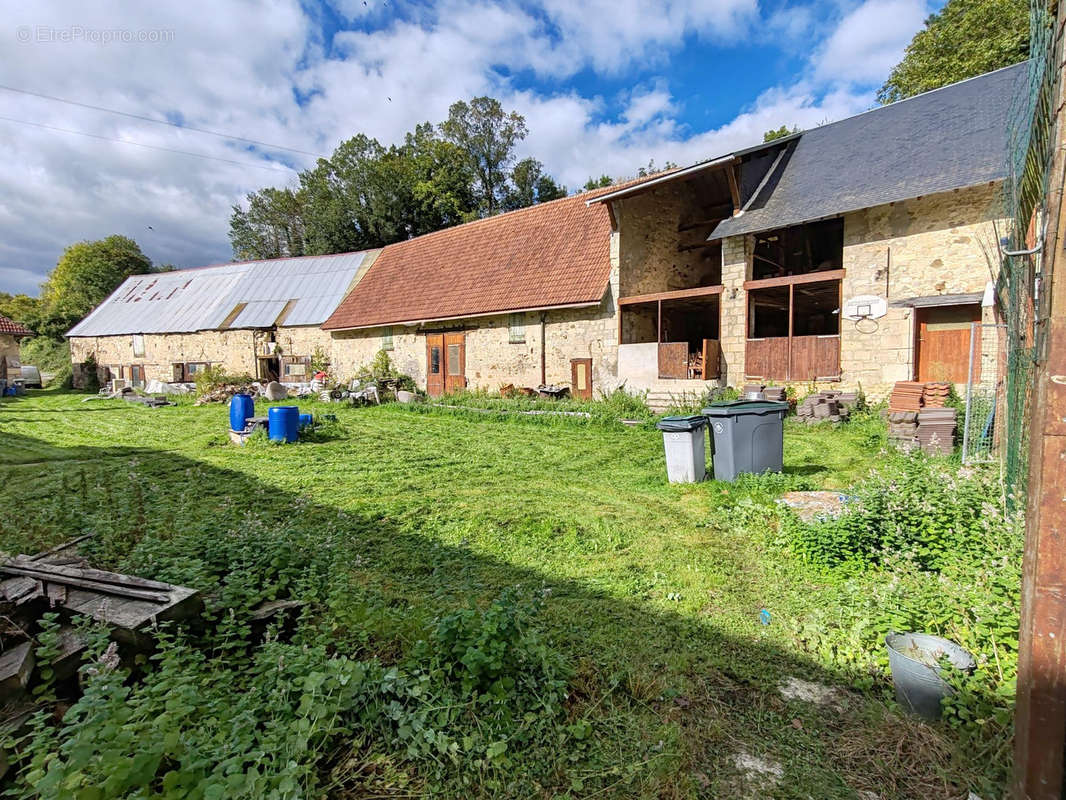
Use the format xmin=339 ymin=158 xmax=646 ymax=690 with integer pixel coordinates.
xmin=998 ymin=0 xmax=1058 ymax=509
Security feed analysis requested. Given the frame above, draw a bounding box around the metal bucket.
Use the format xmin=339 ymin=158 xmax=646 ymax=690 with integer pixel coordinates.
xmin=885 ymin=632 xmax=975 ymax=719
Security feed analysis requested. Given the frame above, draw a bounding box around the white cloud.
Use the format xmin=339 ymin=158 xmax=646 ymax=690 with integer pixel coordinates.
xmin=0 ymin=0 xmax=929 ymax=294
xmin=814 ymin=0 xmax=931 ymax=85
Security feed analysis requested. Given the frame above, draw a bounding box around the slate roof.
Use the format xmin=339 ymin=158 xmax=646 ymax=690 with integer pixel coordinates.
xmin=322 ymin=186 xmax=624 ymax=330
xmin=0 ymin=314 xmax=33 ymax=337
xmin=67 ymin=251 xmax=375 ymax=337
xmin=710 ymin=62 xmax=1027 ymax=239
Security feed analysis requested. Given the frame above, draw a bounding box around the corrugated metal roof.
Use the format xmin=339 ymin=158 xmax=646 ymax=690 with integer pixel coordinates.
xmin=67 ymin=251 xmax=373 ymax=337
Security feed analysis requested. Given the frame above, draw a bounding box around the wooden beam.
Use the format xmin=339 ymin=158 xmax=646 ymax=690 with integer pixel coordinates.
xmin=677 ymin=208 xmax=733 ymax=232
xmin=619 ymin=285 xmax=725 ymax=306
xmin=677 ymin=243 xmax=720 ymax=253
xmin=743 ymin=269 xmax=846 ymax=291
xmin=1015 ymin=3 xmax=1066 ymax=793
xmin=726 ymin=162 xmax=741 ymax=212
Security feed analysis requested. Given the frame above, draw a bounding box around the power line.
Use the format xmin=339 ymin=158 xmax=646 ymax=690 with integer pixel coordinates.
xmin=0 ymin=114 xmax=298 ymax=173
xmin=0 ymin=83 xmax=329 ymax=159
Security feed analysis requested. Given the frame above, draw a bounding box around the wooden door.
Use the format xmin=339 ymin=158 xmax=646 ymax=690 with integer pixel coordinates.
xmin=916 ymin=305 xmax=981 ymax=383
xmin=571 ymin=358 xmax=593 ymax=399
xmin=425 ymin=334 xmax=444 ymax=396
xmin=129 ymin=364 xmax=145 ymax=388
xmin=657 ymin=342 xmax=689 ymax=379
xmin=443 ymin=333 xmax=466 ymax=393
xmin=701 ymin=339 xmax=720 ymax=379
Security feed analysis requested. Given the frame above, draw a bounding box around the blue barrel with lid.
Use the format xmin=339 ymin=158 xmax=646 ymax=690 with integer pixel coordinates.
xmin=298 ymin=413 xmax=313 ymax=430
xmin=229 ymin=393 xmax=255 ymax=432
xmin=268 ymin=406 xmax=299 ymax=443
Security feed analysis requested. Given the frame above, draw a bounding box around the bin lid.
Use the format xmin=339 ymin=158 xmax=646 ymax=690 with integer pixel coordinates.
xmin=702 ymin=400 xmax=788 ymax=416
xmin=655 ymin=414 xmax=708 ymax=432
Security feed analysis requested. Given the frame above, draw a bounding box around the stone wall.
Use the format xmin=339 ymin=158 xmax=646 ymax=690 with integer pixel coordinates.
xmin=331 ymin=230 xmax=622 ymax=395
xmin=715 ymin=183 xmax=1002 ymax=396
xmin=1 ymin=334 xmax=21 ymax=381
xmin=616 ymin=183 xmax=720 ymax=297
xmin=69 ymin=325 xmax=334 ymax=384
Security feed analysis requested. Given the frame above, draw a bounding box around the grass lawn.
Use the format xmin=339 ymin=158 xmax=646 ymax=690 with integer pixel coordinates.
xmin=0 ymin=390 xmax=1017 ymax=799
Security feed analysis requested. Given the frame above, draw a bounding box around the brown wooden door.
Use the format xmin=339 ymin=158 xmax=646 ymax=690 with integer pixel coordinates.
xmin=443 ymin=333 xmax=466 ymax=393
xmin=426 ymin=334 xmax=444 ymax=396
xmin=571 ymin=358 xmax=593 ymax=399
xmin=916 ymin=305 xmax=981 ymax=383
xmin=129 ymin=364 xmax=145 ymax=388
xmin=701 ymin=339 xmax=720 ymax=379
xmin=657 ymin=342 xmax=689 ymax=379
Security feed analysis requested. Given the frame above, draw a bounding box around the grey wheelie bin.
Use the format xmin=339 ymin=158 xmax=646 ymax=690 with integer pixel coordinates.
xmin=702 ymin=400 xmax=788 ymax=481
xmin=655 ymin=415 xmax=708 ymax=483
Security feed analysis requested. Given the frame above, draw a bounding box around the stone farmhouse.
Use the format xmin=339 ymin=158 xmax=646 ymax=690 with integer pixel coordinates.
xmin=323 ymin=63 xmax=1021 ymax=400
xmin=69 ymin=63 xmax=1022 ymax=400
xmin=67 ymin=250 xmax=379 ymax=388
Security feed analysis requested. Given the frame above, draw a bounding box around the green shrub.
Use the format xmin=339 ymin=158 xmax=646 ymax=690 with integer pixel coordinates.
xmin=193 ymin=365 xmax=254 ymax=396
xmin=786 ymin=454 xmax=1012 ymax=572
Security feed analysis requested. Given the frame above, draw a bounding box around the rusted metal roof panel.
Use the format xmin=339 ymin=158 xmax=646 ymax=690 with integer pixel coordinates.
xmin=67 ymin=251 xmax=371 ymax=337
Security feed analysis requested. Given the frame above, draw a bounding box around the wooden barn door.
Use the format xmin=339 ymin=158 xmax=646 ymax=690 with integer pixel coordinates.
xmin=915 ymin=305 xmax=981 ymax=383
xmin=571 ymin=358 xmax=593 ymax=399
xmin=443 ymin=333 xmax=466 ymax=393
xmin=426 ymin=334 xmax=444 ymax=396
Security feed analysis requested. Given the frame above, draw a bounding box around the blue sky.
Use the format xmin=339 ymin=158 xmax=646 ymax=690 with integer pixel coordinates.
xmin=0 ymin=0 xmax=940 ymax=293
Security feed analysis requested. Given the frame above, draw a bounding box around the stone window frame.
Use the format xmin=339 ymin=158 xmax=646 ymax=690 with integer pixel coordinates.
xmin=507 ymin=313 xmax=525 ymax=344
xmin=382 ymin=326 xmax=394 ymax=351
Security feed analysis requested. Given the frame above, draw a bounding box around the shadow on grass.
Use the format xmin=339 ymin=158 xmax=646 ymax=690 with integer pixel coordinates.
xmin=0 ymin=428 xmax=984 ymax=799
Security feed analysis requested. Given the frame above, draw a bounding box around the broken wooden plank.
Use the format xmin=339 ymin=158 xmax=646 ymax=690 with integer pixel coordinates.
xmin=28 ymin=533 xmax=96 ymax=563
xmin=10 ymin=557 xmax=176 ymax=592
xmin=0 ymin=642 xmax=34 ymax=698
xmin=0 ymin=566 xmax=171 ymax=604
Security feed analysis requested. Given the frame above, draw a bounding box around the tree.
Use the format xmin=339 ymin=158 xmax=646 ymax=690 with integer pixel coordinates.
xmin=441 ymin=97 xmax=528 ymax=215
xmin=878 ymin=0 xmax=1029 ymax=104
xmin=38 ymin=236 xmax=154 ymax=338
xmin=0 ymin=292 xmax=41 ymax=328
xmin=504 ymin=157 xmax=567 ymax=210
xmin=583 ymin=175 xmax=614 ymax=190
xmin=763 ymin=125 xmax=799 ymax=142
xmin=636 ymin=159 xmax=678 ymax=178
xmin=229 ymin=187 xmax=307 ymax=261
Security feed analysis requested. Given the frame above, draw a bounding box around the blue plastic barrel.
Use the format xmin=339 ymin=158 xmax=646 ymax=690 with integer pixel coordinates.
xmin=229 ymin=393 xmax=255 ymax=432
xmin=298 ymin=413 xmax=313 ymax=430
xmin=268 ymin=406 xmax=299 ymax=443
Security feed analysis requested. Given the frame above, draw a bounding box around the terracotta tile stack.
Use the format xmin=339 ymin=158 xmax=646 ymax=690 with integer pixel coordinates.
xmin=888 ymin=381 xmax=925 ymax=412
xmin=887 ymin=410 xmax=920 ymax=450
xmin=916 ymin=408 xmax=957 ymax=455
xmin=795 ymin=391 xmax=858 ymax=424
xmin=921 ymin=382 xmax=951 ymax=408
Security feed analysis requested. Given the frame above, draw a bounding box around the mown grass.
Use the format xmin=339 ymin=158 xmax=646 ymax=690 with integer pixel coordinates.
xmin=0 ymin=390 xmax=1014 ymax=798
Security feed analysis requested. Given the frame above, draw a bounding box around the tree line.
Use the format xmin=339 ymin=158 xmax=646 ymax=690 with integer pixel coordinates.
xmin=229 ymin=97 xmax=571 ymax=262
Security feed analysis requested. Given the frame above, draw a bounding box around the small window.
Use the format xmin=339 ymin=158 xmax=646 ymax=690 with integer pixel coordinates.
xmin=382 ymin=326 xmax=394 ymax=350
xmin=447 ymin=344 xmax=461 ymax=376
xmin=285 ymin=362 xmax=307 ymax=378
xmin=430 ymin=346 xmax=441 ymax=374
xmin=185 ymin=362 xmax=208 ymax=378
xmin=132 ymin=334 xmax=145 ymax=357
xmin=508 ymin=313 xmax=525 ymax=344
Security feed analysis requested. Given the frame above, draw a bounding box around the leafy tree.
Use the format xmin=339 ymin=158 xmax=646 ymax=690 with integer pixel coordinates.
xmin=38 ymin=236 xmax=154 ymax=338
xmin=636 ymin=159 xmax=678 ymax=178
xmin=0 ymin=292 xmax=41 ymax=328
xmin=504 ymin=158 xmax=567 ymax=210
xmin=878 ymin=0 xmax=1029 ymax=104
xmin=441 ymin=97 xmax=528 ymax=215
xmin=763 ymin=125 xmax=799 ymax=142
xmin=229 ymin=187 xmax=307 ymax=261
xmin=583 ymin=175 xmax=614 ymax=190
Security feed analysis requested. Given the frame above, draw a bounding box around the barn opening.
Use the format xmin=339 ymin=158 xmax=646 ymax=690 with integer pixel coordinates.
xmin=745 ymin=219 xmax=844 ymax=381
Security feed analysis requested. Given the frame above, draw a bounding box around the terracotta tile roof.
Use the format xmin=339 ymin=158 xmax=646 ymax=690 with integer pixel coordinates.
xmin=0 ymin=314 xmax=33 ymax=337
xmin=322 ymin=184 xmax=635 ymax=330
